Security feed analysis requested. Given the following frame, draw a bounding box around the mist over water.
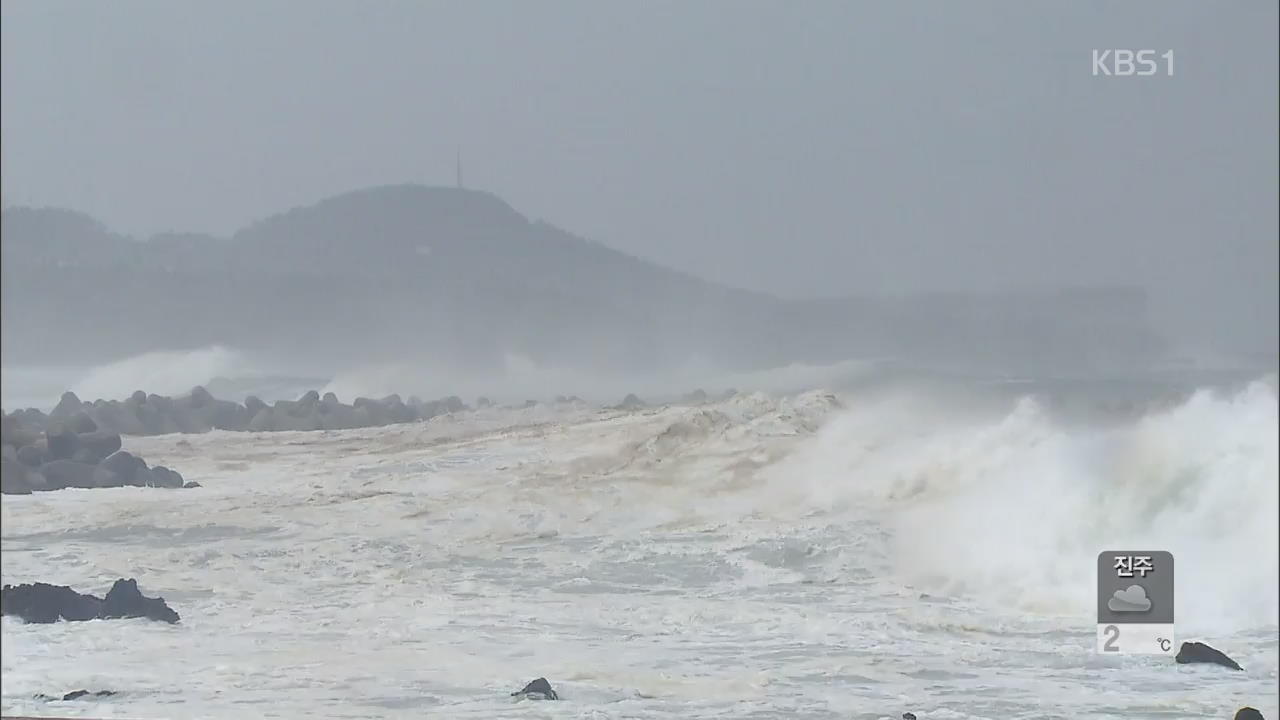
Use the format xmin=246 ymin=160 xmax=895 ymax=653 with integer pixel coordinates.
xmin=2 ymin=1 xmax=1276 ymax=717
xmin=6 ymin=339 xmax=1272 ymax=413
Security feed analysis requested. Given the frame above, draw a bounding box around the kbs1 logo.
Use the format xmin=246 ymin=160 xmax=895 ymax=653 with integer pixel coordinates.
xmin=1092 ymin=49 xmax=1174 ymax=76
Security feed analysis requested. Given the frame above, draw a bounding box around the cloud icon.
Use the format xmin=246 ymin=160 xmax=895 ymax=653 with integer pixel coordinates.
xmin=1109 ymin=584 xmax=1153 ymax=612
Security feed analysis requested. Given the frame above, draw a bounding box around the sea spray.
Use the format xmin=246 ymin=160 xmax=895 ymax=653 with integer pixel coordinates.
xmin=765 ymin=379 xmax=1279 ymax=635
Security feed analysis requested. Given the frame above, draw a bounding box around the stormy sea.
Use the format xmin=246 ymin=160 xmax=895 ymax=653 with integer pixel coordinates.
xmin=2 ymin=354 xmax=1276 ymax=719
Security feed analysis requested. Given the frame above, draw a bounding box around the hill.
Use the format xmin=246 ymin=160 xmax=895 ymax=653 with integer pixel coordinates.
xmin=0 ymin=185 xmax=1167 ymax=375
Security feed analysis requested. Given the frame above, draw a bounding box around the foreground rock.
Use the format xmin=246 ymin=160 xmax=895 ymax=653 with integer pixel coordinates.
xmin=1236 ymin=708 xmax=1265 ymax=720
xmin=1175 ymin=641 xmax=1243 ymax=670
xmin=1 ymin=578 xmax=180 ymax=624
xmin=35 ymin=690 xmax=118 ymax=701
xmin=511 ymin=677 xmax=559 ymax=700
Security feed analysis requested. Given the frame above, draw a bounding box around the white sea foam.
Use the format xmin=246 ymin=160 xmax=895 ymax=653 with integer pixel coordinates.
xmin=1 ymin=380 xmax=1275 ymax=718
xmin=766 ymin=380 xmax=1279 ymax=636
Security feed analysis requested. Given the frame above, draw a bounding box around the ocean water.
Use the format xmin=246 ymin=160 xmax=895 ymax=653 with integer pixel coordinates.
xmin=2 ymin=379 xmax=1277 ymax=719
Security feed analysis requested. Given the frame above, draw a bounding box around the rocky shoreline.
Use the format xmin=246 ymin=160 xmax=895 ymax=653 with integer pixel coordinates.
xmin=3 ymin=386 xmax=723 ymax=439
xmin=1 ymin=579 xmax=179 ymax=624
xmin=2 ymin=409 xmax=189 ymax=495
xmin=8 ymin=387 xmax=473 ymax=437
xmin=0 ymin=385 xmax=708 ymax=494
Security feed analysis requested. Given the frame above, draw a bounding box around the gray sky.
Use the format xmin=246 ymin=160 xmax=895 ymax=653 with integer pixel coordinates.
xmin=2 ymin=0 xmax=1276 ymax=352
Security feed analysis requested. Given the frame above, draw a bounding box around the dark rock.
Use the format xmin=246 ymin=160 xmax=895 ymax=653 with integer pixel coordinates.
xmin=40 ymin=459 xmax=116 ymax=490
xmin=380 ymin=395 xmax=416 ymax=424
xmin=319 ymin=403 xmax=359 ymax=430
xmin=15 ymin=408 xmax=51 ymax=429
xmin=147 ymin=465 xmax=185 ymax=489
xmin=1 ymin=416 xmax=20 ymax=446
xmin=1175 ymin=641 xmax=1243 ymax=670
xmin=60 ymin=690 xmax=117 ymax=701
xmin=511 ymin=677 xmax=558 ymax=701
xmin=90 ymin=401 xmax=147 ymax=435
xmin=50 ymin=391 xmax=84 ymax=419
xmin=132 ymin=467 xmax=158 ymax=487
xmin=73 ymin=431 xmax=123 ymax=465
xmin=182 ymin=481 xmax=202 ymax=489
xmin=295 ymin=392 xmax=321 ymax=416
xmin=186 ymin=385 xmax=214 ymax=409
xmin=167 ymin=404 xmax=211 ymax=434
xmin=100 ymin=451 xmax=147 ymax=486
xmin=1 ymin=582 xmax=103 ymax=622
xmin=16 ymin=444 xmax=44 ymax=467
xmin=681 ymin=389 xmax=708 ymax=404
xmin=156 ymin=412 xmax=184 ymax=434
xmin=1235 ymin=708 xmax=1265 ymax=720
xmin=352 ymin=397 xmax=389 ymax=426
xmin=248 ymin=407 xmax=276 ymax=431
xmin=18 ymin=465 xmax=46 ymax=492
xmin=13 ymin=385 xmax=484 ymax=438
xmin=2 ymin=458 xmax=36 ymax=494
xmin=67 ymin=411 xmax=99 ymax=434
xmin=96 ymin=465 xmax=122 ymax=489
xmin=477 ymin=396 xmax=493 ymax=408
xmin=417 ymin=400 xmax=446 ymax=419
xmin=616 ymin=393 xmax=645 ymax=410
xmin=1 ymin=579 xmax=179 ymax=624
xmin=134 ymin=402 xmax=169 ymax=434
xmin=45 ymin=425 xmax=81 ymax=461
xmin=273 ymin=398 xmax=300 ymax=416
xmin=275 ymin=410 xmax=321 ymax=432
xmin=2 ymin=414 xmax=42 ymax=447
xmin=903 ymin=714 xmax=917 ymax=720
xmin=198 ymin=398 xmax=250 ymax=431
xmin=101 ymin=578 xmax=180 ymax=623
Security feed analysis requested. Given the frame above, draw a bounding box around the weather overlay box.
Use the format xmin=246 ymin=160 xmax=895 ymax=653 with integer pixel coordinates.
xmin=1096 ymin=550 xmax=1174 ymax=655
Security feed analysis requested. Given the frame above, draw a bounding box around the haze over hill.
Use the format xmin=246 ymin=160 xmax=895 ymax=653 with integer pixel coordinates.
xmin=2 ymin=184 xmax=1174 ymax=389
xmin=1 ymin=5 xmax=1276 ymax=718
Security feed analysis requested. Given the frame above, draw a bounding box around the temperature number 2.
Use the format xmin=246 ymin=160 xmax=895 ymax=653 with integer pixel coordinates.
xmin=1102 ymin=624 xmax=1120 ymax=652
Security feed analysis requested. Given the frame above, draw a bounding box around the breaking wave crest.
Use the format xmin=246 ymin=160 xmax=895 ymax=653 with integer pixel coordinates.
xmin=763 ymin=377 xmax=1278 ymax=634
xmin=71 ymin=345 xmax=254 ymax=400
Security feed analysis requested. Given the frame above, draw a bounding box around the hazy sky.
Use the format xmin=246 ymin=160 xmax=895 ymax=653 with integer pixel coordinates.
xmin=2 ymin=0 xmax=1277 ymax=351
